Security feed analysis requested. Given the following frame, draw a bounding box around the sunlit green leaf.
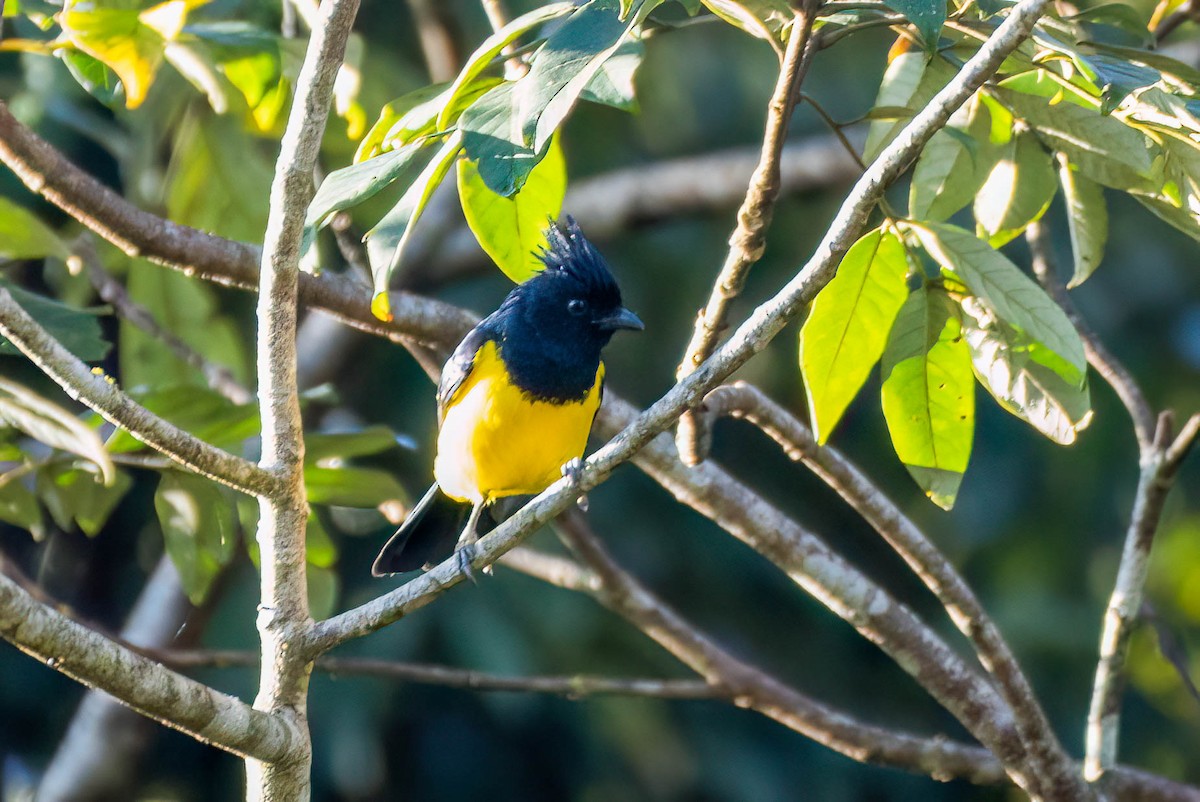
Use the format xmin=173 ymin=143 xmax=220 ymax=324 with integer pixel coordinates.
xmin=364 ymin=132 xmax=463 ymax=318
xmin=973 ymin=132 xmax=1056 ymax=246
xmin=305 ymin=142 xmax=430 ymax=230
xmin=909 ymin=96 xmax=995 ymax=221
xmin=459 ymin=136 xmax=566 ymax=284
xmin=355 ymin=83 xmax=447 ymax=162
xmin=865 ymin=52 xmax=955 ymax=162
xmin=60 ymin=50 xmax=123 ymax=105
xmin=908 ymin=221 xmax=1088 ymax=385
xmin=993 ymin=85 xmax=1158 ymax=192
xmin=581 ymin=37 xmax=644 ymax=110
xmin=437 ymin=2 xmax=576 ymax=132
xmin=155 ymin=471 xmax=236 ymax=604
xmin=517 ymin=0 xmax=644 ymax=153
xmin=460 ymin=82 xmax=537 ymax=197
xmin=1058 ymin=156 xmax=1107 ymax=287
xmin=880 ymin=285 xmax=973 ymax=510
xmin=700 ymin=0 xmax=793 ymax=46
xmin=959 ymin=297 xmax=1092 ymax=444
xmin=800 ymin=228 xmax=910 ymax=444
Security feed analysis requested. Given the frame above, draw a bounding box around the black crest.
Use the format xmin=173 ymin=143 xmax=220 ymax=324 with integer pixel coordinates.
xmin=537 ymin=217 xmax=621 ymax=307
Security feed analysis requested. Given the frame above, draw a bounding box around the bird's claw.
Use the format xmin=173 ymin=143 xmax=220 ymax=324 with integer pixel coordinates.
xmin=562 ymin=457 xmax=589 ymax=512
xmin=455 ymin=541 xmax=479 ymax=585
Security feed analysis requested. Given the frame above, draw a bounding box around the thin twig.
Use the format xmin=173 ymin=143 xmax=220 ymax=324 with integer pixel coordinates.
xmin=797 ymin=92 xmax=867 ymax=170
xmin=407 ymin=0 xmax=459 ymax=82
xmin=684 ymin=381 xmax=1087 ymax=800
xmin=675 ymin=3 xmax=818 ymax=463
xmin=1028 ymin=222 xmax=1156 ymax=449
xmin=1154 ymin=0 xmax=1198 ymax=43
xmin=0 ymin=289 xmax=276 ymax=497
xmin=149 ymin=648 xmax=726 ymax=700
xmin=815 ymin=12 xmax=909 ymax=48
xmin=0 ymin=554 xmax=297 ymax=762
xmin=76 ymin=239 xmax=253 ymax=405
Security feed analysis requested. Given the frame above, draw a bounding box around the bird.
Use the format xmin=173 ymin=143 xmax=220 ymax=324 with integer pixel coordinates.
xmin=372 ymin=218 xmax=643 ymax=577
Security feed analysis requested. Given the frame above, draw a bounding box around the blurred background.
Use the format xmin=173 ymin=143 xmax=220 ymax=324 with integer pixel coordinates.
xmin=1 ymin=0 xmax=1199 ymax=799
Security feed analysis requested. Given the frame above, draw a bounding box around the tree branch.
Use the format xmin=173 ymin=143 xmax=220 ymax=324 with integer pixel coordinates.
xmin=0 ymin=558 xmax=297 ymax=763
xmin=248 ymin=0 xmax=361 ymax=797
xmin=1027 ymin=222 xmax=1200 ymax=788
xmin=675 ymin=2 xmax=817 ymax=462
xmin=0 ymin=288 xmax=277 ymax=497
xmin=682 ymin=381 xmax=1086 ymax=800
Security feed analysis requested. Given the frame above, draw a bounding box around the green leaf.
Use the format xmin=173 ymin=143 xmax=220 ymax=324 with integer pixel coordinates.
xmin=305 ymin=425 xmax=408 ymax=464
xmin=37 ymin=463 xmax=131 ymax=536
xmin=355 ymin=85 xmax=445 ymax=163
xmin=516 ymin=0 xmax=644 ymax=154
xmin=0 ymin=377 xmax=114 ymax=484
xmin=458 ymin=136 xmax=567 ymax=283
xmin=0 ymin=473 xmax=43 ymax=538
xmin=882 ymin=0 xmax=946 ymax=49
xmin=305 ymin=142 xmax=429 ymax=230
xmin=1134 ymin=193 xmax=1200 ymax=241
xmin=460 ymin=82 xmax=538 ymax=197
xmin=880 ymin=285 xmax=974 ymax=510
xmin=60 ymin=50 xmax=123 ymax=105
xmin=865 ymin=52 xmax=955 ymax=162
xmin=907 ymin=221 xmax=1088 ymax=386
xmin=973 ymin=132 xmax=1057 ymax=246
xmin=306 ymin=511 xmax=338 ymax=569
xmin=0 ymin=197 xmax=68 ymax=261
xmin=580 ymin=37 xmax=644 ymax=110
xmin=1058 ymin=156 xmax=1107 ymax=287
xmin=58 ymin=0 xmax=193 ymax=109
xmin=0 ymin=281 xmax=110 ymax=362
xmin=105 ymin=385 xmax=258 ymax=454
xmin=700 ymin=0 xmax=794 ymax=46
xmin=305 ymin=465 xmax=405 ymax=508
xmin=800 ymin=228 xmax=910 ymax=444
xmin=959 ymin=297 xmax=1092 ymax=444
xmin=307 ymin=564 xmax=340 ymax=620
xmin=909 ymin=96 xmax=995 ymax=221
xmin=155 ymin=471 xmax=236 ymax=604
xmin=364 ymin=131 xmax=463 ymax=309
xmin=993 ymin=85 xmax=1158 ymax=192
xmin=437 ymin=2 xmax=577 ymax=132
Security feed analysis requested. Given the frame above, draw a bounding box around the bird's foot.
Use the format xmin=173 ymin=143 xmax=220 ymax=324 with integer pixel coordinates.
xmin=455 ymin=529 xmax=480 ymax=584
xmin=562 ymin=457 xmax=589 ymax=512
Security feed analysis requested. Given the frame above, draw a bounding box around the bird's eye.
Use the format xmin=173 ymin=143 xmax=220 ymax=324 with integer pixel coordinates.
xmin=567 ymin=299 xmax=588 ymax=316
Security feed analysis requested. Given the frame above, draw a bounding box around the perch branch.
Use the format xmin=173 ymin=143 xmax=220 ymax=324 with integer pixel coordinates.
xmin=0 ymin=288 xmax=276 ymax=497
xmin=684 ymin=381 xmax=1085 ymax=800
xmin=0 ymin=558 xmax=296 ymax=762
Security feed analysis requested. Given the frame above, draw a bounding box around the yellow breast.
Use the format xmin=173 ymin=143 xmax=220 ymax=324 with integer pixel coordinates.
xmin=434 ymin=340 xmax=604 ymax=504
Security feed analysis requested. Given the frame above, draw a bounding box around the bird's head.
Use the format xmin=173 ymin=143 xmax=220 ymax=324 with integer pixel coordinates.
xmin=512 ymin=218 xmax=643 ymax=351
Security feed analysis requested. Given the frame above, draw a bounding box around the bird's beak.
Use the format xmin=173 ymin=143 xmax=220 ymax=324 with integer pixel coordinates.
xmin=595 ymin=307 xmax=644 ymax=332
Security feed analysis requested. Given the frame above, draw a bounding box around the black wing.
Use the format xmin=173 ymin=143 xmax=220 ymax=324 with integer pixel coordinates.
xmin=436 ymin=321 xmax=495 ymax=425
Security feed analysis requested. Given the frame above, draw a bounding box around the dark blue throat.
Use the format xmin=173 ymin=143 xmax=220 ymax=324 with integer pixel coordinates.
xmin=497 ymin=334 xmax=603 ymax=404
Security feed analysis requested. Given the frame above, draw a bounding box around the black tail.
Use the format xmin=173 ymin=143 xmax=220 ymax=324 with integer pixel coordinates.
xmin=372 ymin=484 xmax=467 ymax=576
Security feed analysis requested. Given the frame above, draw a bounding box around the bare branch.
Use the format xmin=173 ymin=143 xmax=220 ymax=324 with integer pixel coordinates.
xmin=0 ymin=288 xmax=277 ymax=497
xmin=248 ymin=0 xmax=361 ymax=796
xmin=408 ymin=0 xmax=459 ymax=82
xmin=0 ymin=558 xmax=296 ymax=762
xmin=685 ymin=381 xmax=1086 ymax=799
xmin=675 ymin=3 xmax=817 ymax=462
xmin=547 ymin=512 xmax=1010 ymax=784
xmin=1028 ymin=221 xmax=1156 ymax=449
